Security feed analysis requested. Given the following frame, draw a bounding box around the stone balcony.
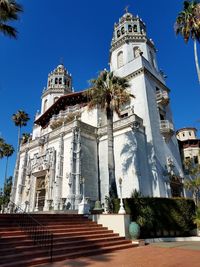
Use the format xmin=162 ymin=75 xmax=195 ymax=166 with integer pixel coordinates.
xmin=160 ymin=120 xmax=174 ymax=140
xmin=156 ymin=90 xmax=169 ymax=106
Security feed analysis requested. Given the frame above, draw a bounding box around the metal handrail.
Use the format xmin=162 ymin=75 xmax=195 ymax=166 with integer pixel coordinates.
xmin=9 ymin=201 xmax=53 ymax=262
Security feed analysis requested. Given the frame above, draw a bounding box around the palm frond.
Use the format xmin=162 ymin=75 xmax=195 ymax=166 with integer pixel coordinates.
xmin=0 ymin=0 xmax=23 ymax=38
xmin=0 ymin=22 xmax=17 ymax=37
xmin=85 ymin=70 xmax=134 ymax=116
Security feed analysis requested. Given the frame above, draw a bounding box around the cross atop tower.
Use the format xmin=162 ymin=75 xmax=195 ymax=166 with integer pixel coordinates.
xmin=124 ymin=5 xmax=129 ymax=13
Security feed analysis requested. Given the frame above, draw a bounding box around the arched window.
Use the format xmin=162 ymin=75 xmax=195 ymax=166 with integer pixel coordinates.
xmin=59 ymin=78 xmax=62 ymax=84
xmin=54 ymin=97 xmax=59 ymax=103
xmin=121 ymin=27 xmax=125 ymax=34
xmin=55 ymin=78 xmax=58 ymax=84
xmin=67 ymin=80 xmax=70 ymax=87
xmin=128 ymin=25 xmax=132 ymax=32
xmin=117 ymin=30 xmax=121 ymax=38
xmin=64 ymin=78 xmax=67 ymax=85
xmin=117 ymin=51 xmax=123 ymax=68
xmin=133 ymin=25 xmax=137 ymax=32
xmin=43 ymin=99 xmax=48 ymax=112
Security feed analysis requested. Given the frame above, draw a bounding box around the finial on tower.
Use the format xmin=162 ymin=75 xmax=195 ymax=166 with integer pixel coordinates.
xmin=124 ymin=5 xmax=129 ymax=13
xmin=59 ymin=57 xmax=64 ymax=65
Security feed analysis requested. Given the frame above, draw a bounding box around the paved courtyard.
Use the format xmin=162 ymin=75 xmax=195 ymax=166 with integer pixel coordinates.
xmin=40 ymin=242 xmax=200 ymax=267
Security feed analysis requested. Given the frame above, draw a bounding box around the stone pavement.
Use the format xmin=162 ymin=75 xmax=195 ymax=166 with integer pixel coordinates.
xmin=39 ymin=242 xmax=200 ymax=267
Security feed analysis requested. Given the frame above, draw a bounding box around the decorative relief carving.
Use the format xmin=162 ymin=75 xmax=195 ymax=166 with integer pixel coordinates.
xmin=28 ymin=148 xmax=55 ymax=174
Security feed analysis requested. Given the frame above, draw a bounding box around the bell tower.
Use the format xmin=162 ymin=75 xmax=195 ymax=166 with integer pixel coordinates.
xmin=110 ymin=11 xmax=158 ymax=71
xmin=109 ymin=10 xmax=183 ymax=198
xmin=41 ymin=64 xmax=72 ymax=114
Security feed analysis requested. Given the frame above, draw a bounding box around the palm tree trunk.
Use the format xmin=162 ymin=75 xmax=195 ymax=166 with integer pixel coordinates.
xmin=3 ymin=156 xmax=8 ymax=195
xmin=193 ymin=39 xmax=200 ymax=83
xmin=106 ymin=107 xmax=118 ymax=198
xmin=17 ymin=126 xmax=21 ymax=152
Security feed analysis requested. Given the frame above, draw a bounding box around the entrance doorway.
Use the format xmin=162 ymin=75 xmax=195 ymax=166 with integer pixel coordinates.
xmin=35 ymin=176 xmax=46 ymax=211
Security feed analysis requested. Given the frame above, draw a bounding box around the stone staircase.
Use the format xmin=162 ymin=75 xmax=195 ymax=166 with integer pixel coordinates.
xmin=0 ymin=214 xmax=134 ymax=267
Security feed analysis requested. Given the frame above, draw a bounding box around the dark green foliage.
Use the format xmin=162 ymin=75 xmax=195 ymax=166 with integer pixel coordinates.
xmin=105 ymin=195 xmax=114 ymax=213
xmin=0 ymin=0 xmax=23 ymax=38
xmin=113 ymin=197 xmax=196 ymax=238
xmin=0 ymin=176 xmax=12 ymax=211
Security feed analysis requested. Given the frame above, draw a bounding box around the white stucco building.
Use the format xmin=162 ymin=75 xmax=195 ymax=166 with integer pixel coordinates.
xmin=11 ymin=11 xmax=184 ymax=212
xmin=177 ymin=127 xmax=200 ymax=165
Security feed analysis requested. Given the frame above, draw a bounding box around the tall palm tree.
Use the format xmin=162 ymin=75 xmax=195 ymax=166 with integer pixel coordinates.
xmin=2 ymin=143 xmax=14 ymax=193
xmin=0 ymin=0 xmax=23 ymax=38
xmin=0 ymin=137 xmax=5 ymax=159
xmin=12 ymin=110 xmax=30 ymax=152
xmin=85 ymin=70 xmax=133 ymax=198
xmin=175 ymin=0 xmax=200 ymax=83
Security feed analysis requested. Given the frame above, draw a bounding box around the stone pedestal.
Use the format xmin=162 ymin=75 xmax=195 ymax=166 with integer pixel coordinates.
xmin=78 ymin=198 xmax=90 ymax=214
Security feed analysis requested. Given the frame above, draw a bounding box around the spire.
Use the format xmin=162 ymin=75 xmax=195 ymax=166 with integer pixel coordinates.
xmin=124 ymin=5 xmax=129 ymax=13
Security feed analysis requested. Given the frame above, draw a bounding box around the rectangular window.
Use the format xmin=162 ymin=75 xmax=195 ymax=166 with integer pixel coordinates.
xmin=194 ymin=156 xmax=198 ymax=164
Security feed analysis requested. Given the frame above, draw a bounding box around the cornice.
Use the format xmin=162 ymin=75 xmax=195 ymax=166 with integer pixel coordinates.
xmin=110 ymin=35 xmax=156 ymax=53
xmin=125 ymin=67 xmax=170 ymax=92
xmin=110 ymin=35 xmax=146 ymax=53
xmin=42 ymin=88 xmax=66 ymax=98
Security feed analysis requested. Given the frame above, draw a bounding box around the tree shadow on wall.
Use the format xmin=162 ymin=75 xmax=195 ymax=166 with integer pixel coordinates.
xmin=120 ymin=131 xmax=166 ymax=196
xmin=120 ymin=131 xmax=138 ymax=176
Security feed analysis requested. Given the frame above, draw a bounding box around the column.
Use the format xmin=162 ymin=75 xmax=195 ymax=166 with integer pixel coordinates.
xmin=75 ymin=128 xmax=82 ymax=209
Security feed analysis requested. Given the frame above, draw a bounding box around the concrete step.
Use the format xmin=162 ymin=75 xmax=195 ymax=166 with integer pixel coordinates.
xmin=0 ymin=214 xmax=134 ymax=267
xmin=0 ymin=225 xmax=105 ymax=236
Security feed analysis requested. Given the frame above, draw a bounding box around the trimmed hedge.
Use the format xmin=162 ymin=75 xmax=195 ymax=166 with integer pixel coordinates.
xmin=113 ymin=197 xmax=196 ymax=238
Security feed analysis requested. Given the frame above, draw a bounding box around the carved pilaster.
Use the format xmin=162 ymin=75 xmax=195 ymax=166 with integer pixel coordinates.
xmin=29 ymin=174 xmax=36 ymax=212
xmin=75 ymin=128 xmax=81 ymax=208
xmin=67 ymin=127 xmax=81 ymax=210
xmin=18 ymin=149 xmax=29 ymax=205
xmin=50 ymin=149 xmax=56 ymax=207
xmin=10 ymin=152 xmax=20 ymax=204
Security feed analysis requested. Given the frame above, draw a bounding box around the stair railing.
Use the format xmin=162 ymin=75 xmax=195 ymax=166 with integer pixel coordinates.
xmin=9 ymin=201 xmax=53 ymax=262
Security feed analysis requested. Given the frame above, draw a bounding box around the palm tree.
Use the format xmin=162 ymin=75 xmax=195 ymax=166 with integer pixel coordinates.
xmin=3 ymin=143 xmax=14 ymax=174
xmin=0 ymin=0 xmax=23 ymax=38
xmin=2 ymin=143 xmax=14 ymax=194
xmin=185 ymin=177 xmax=200 ymax=205
xmin=85 ymin=70 xmax=133 ymax=198
xmin=12 ymin=110 xmax=30 ymax=152
xmin=184 ymin=160 xmax=200 ymax=205
xmin=0 ymin=137 xmax=5 ymax=159
xmin=175 ymin=0 xmax=200 ymax=83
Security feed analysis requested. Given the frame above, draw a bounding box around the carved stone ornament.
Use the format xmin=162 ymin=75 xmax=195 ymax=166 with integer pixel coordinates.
xmin=30 ymin=148 xmax=55 ymax=174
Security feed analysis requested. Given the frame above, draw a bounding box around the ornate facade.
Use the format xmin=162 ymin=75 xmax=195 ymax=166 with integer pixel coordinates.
xmin=11 ymin=11 xmax=184 ymax=212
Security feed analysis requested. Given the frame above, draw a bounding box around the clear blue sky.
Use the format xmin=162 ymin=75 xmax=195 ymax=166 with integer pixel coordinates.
xmin=0 ymin=0 xmax=199 ymax=188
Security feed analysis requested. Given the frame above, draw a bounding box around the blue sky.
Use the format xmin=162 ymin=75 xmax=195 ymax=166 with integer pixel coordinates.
xmin=0 ymin=0 xmax=199 ymax=188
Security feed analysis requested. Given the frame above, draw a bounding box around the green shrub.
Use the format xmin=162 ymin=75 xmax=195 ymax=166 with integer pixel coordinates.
xmin=113 ymin=197 xmax=195 ymax=238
